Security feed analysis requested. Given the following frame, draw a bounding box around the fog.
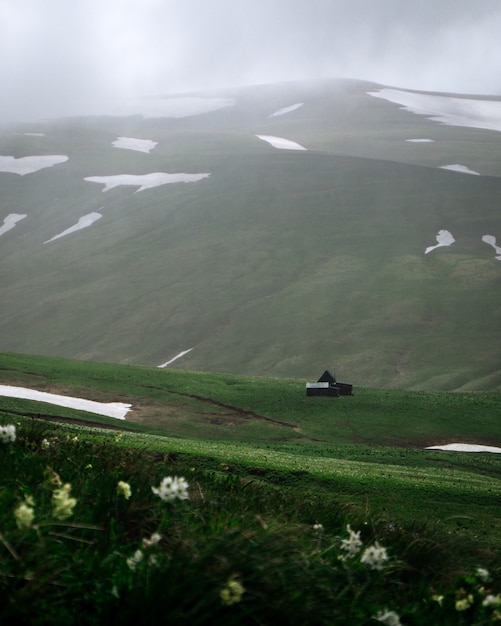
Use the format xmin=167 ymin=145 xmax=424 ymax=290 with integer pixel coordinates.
xmin=2 ymin=0 xmax=501 ymax=122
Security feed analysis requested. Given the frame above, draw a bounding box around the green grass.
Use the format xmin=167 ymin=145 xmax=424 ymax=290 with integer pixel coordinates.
xmin=0 ymin=351 xmax=500 ymax=623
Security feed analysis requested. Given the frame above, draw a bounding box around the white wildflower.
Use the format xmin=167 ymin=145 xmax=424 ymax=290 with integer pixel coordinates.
xmin=360 ymin=541 xmax=388 ymax=570
xmin=220 ymin=577 xmax=245 ymax=606
xmin=483 ymin=594 xmax=501 ymax=608
xmin=476 ymin=567 xmax=490 ymax=582
xmin=117 ymin=481 xmax=132 ymax=500
xmin=126 ymin=549 xmax=144 ymax=571
xmin=52 ymin=483 xmax=77 ymax=520
xmin=41 ymin=438 xmax=51 ymax=449
xmin=373 ymin=609 xmax=402 ymax=626
xmin=151 ymin=476 xmax=189 ymax=503
xmin=455 ymin=597 xmax=473 ymax=611
xmin=15 ymin=498 xmax=35 ymax=529
xmin=142 ymin=532 xmax=162 ymax=549
xmin=0 ymin=424 xmax=16 ymax=443
xmin=339 ymin=524 xmax=363 ymax=559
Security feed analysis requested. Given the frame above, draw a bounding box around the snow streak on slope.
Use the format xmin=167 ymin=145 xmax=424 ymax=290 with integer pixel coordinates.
xmin=270 ymin=103 xmax=304 ymax=117
xmin=0 ymin=213 xmax=26 ymax=237
xmin=84 ymin=172 xmax=210 ymax=192
xmin=425 ymin=230 xmax=455 ymax=254
xmin=439 ymin=164 xmax=479 ymax=175
xmin=44 ymin=212 xmax=103 ymax=243
xmin=158 ymin=349 xmax=194 ymax=368
xmin=0 ymin=155 xmax=68 ymax=175
xmin=112 ymin=137 xmax=158 ymax=153
xmin=0 ymin=385 xmax=131 ymax=419
xmin=426 ymin=443 xmax=501 ymax=453
xmin=482 ymin=235 xmax=501 ymax=260
xmin=256 ymin=135 xmax=307 ymax=150
xmin=368 ymin=88 xmax=501 ymax=132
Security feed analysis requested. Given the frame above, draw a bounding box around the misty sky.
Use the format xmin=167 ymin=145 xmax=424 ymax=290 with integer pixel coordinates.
xmin=2 ymin=0 xmax=501 ymax=122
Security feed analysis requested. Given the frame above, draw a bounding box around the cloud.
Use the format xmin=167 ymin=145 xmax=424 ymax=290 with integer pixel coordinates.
xmin=2 ymin=0 xmax=501 ymax=122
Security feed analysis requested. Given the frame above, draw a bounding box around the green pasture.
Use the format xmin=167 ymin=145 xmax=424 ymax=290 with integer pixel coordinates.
xmin=1 ymin=351 xmax=500 ymax=545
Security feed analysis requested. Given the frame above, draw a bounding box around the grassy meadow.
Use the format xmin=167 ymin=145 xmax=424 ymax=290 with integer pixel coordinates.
xmin=0 ymin=352 xmax=500 ymax=624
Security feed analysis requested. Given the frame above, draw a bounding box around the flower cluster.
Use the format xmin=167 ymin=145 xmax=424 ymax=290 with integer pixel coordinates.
xmin=220 ymin=576 xmax=245 ymax=606
xmin=126 ymin=532 xmax=162 ymax=571
xmin=52 ymin=483 xmax=77 ymax=520
xmin=0 ymin=424 xmax=16 ymax=443
xmin=339 ymin=524 xmax=389 ymax=571
xmin=151 ymin=476 xmax=189 ymax=503
xmin=451 ymin=568 xmax=501 ymax=618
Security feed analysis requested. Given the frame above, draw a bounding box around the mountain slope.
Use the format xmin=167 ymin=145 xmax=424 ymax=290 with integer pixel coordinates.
xmin=1 ymin=79 xmax=500 ymax=390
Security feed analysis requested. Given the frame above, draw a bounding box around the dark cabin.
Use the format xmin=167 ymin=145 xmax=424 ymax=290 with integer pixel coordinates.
xmin=306 ymin=370 xmax=353 ymax=397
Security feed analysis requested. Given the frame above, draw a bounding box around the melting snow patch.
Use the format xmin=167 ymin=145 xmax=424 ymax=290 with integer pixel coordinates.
xmin=0 ymin=385 xmax=131 ymax=420
xmin=425 ymin=229 xmax=455 ymax=254
xmin=44 ymin=212 xmax=103 ymax=243
xmin=482 ymin=234 xmax=501 ymax=260
xmin=367 ymin=88 xmax=501 ymax=132
xmin=439 ymin=164 xmax=480 ymax=175
xmin=158 ymin=348 xmax=194 ymax=368
xmin=0 ymin=155 xmax=68 ymax=176
xmin=0 ymin=213 xmax=27 ymax=237
xmin=256 ymin=135 xmax=307 ymax=150
xmin=270 ymin=103 xmax=304 ymax=117
xmin=84 ymin=172 xmax=210 ymax=193
xmin=112 ymin=137 xmax=158 ymax=153
xmin=426 ymin=443 xmax=501 ymax=453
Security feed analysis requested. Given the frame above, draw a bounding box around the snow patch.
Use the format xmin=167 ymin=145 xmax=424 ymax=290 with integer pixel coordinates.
xmin=0 ymin=213 xmax=27 ymax=237
xmin=270 ymin=103 xmax=304 ymax=117
xmin=0 ymin=155 xmax=68 ymax=176
xmin=482 ymin=234 xmax=501 ymax=260
xmin=406 ymin=138 xmax=434 ymax=142
xmin=112 ymin=137 xmax=158 ymax=153
xmin=439 ymin=163 xmax=480 ymax=175
xmin=426 ymin=443 xmax=501 ymax=453
xmin=256 ymin=135 xmax=307 ymax=150
xmin=44 ymin=212 xmax=103 ymax=244
xmin=0 ymin=385 xmax=131 ymax=420
xmin=84 ymin=172 xmax=210 ymax=193
xmin=158 ymin=348 xmax=194 ymax=368
xmin=367 ymin=88 xmax=501 ymax=132
xmin=425 ymin=229 xmax=455 ymax=255
xmin=24 ymin=132 xmax=46 ymax=137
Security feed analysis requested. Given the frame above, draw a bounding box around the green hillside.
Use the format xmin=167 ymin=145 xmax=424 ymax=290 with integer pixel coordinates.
xmin=0 ymin=352 xmax=500 ymax=624
xmin=1 ymin=79 xmax=500 ymax=389
xmin=1 ymin=351 xmax=500 ymax=528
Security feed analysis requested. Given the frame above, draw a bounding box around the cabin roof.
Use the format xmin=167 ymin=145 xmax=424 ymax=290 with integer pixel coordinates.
xmin=317 ymin=370 xmax=336 ymax=384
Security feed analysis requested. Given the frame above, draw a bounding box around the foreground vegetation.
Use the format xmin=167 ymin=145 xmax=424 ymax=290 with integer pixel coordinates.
xmin=0 ymin=352 xmax=500 ymax=623
xmin=0 ymin=417 xmax=499 ymax=625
